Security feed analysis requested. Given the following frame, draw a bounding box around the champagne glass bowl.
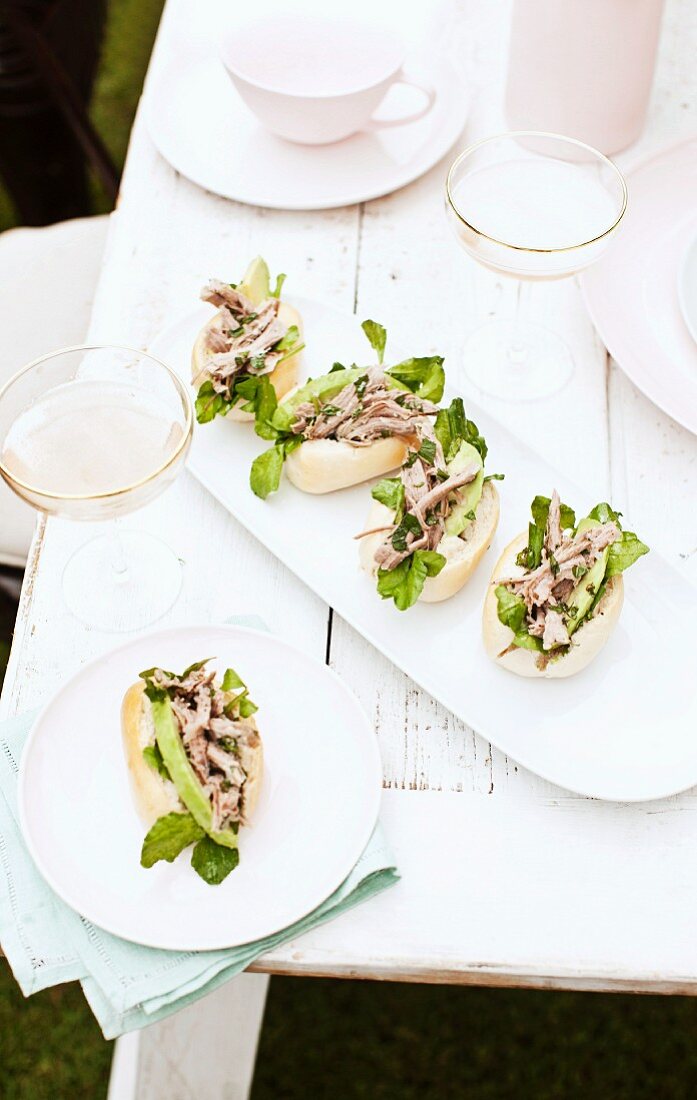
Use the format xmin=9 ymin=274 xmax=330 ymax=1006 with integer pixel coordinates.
xmin=445 ymin=131 xmax=627 ymax=399
xmin=0 ymin=345 xmax=193 ymax=631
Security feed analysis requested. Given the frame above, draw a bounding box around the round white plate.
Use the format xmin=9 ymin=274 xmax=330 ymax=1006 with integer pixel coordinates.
xmin=18 ymin=624 xmax=381 ymax=950
xmin=678 ymin=230 xmax=697 ymax=346
xmin=581 ymin=136 xmax=697 ymax=436
xmin=145 ymin=55 xmax=468 ymax=210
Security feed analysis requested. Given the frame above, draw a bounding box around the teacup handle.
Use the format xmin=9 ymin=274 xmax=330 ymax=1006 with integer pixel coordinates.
xmin=366 ymin=68 xmax=437 ymax=131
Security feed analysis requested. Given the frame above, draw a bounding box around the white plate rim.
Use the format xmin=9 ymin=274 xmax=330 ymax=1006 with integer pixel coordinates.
xmin=144 ymin=55 xmax=468 ymax=210
xmin=580 ymin=134 xmax=697 ymax=436
xmin=678 ymin=229 xmax=697 ymax=346
xmin=17 ymin=623 xmax=383 ymax=950
xmin=150 ymin=297 xmax=697 ymax=805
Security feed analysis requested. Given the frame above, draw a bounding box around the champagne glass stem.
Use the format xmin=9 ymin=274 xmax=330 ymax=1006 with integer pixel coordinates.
xmin=508 ymin=281 xmax=531 ymax=366
xmin=107 ymin=525 xmax=129 ymax=582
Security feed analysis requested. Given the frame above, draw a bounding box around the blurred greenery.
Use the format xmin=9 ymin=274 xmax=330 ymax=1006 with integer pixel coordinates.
xmin=2 ymin=2 xmax=697 ymax=1098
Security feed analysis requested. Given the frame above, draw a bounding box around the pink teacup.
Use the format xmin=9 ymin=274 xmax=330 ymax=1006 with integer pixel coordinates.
xmin=220 ymin=15 xmax=436 ymax=146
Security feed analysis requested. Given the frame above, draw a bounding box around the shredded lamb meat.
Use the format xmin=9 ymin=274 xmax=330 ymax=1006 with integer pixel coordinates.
xmin=196 ymin=279 xmax=292 ymax=396
xmin=290 ymin=367 xmax=438 ymax=447
xmin=151 ymin=665 xmax=259 ymax=831
xmin=356 ymin=429 xmax=480 ymax=572
xmin=499 ymin=488 xmax=620 ymax=653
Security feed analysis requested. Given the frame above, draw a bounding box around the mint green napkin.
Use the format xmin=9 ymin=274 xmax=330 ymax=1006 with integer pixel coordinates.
xmin=0 ymin=617 xmax=398 ymax=1039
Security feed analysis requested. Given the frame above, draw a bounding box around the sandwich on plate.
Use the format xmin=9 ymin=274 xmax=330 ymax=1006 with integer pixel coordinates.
xmin=357 ymin=398 xmax=502 ymax=609
xmin=121 ymin=659 xmax=262 ymax=884
xmin=483 ymin=491 xmax=649 ymax=678
xmin=192 ymin=256 xmax=304 ymax=425
xmin=249 ymin=320 xmax=445 ymax=498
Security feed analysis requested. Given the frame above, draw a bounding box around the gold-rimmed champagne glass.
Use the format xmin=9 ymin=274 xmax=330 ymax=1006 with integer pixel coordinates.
xmin=0 ymin=344 xmax=193 ymax=631
xmin=445 ymin=131 xmax=628 ymax=400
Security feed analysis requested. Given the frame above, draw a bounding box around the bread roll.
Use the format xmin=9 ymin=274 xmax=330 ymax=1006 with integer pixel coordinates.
xmin=121 ymin=681 xmax=263 ymax=827
xmin=359 ymin=480 xmax=500 ymax=603
xmin=285 ymin=434 xmax=415 ymax=494
xmin=191 ymin=301 xmax=303 ymax=423
xmin=481 ymin=532 xmax=624 ymax=679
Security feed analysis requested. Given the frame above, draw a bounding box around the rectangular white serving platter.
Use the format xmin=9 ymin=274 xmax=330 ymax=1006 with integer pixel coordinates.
xmin=150 ymin=296 xmax=697 ymax=802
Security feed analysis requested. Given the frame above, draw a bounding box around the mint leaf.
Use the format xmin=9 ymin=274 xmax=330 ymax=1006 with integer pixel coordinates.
xmin=274 ymin=324 xmax=300 ymax=352
xmin=141 ymin=812 xmax=204 ymax=868
xmin=143 ymin=744 xmax=171 ymax=782
xmin=434 ymin=398 xmax=487 ymax=462
xmin=530 ymin=495 xmax=576 ymax=533
xmin=371 ymin=477 xmax=405 ymax=517
xmin=250 ymin=444 xmax=285 ymax=499
xmin=495 ymin=585 xmax=528 ymax=634
xmin=195 ymin=380 xmax=228 ymax=424
xmin=361 ymin=319 xmax=387 ymax=364
xmin=587 ymin=502 xmax=623 ymax=526
xmin=387 ymin=356 xmax=445 ymax=403
xmin=222 ymin=667 xmax=245 ymax=691
xmin=605 ymin=531 xmax=649 ymax=577
xmin=377 ymin=550 xmax=446 ymax=611
xmin=271 ymin=272 xmax=286 ymax=298
xmin=516 ymin=522 xmax=544 ymax=570
xmin=191 ymin=836 xmax=240 ymax=885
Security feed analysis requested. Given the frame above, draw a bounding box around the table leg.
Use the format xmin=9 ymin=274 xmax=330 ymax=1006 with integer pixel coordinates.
xmin=107 ymin=973 xmax=270 ymax=1100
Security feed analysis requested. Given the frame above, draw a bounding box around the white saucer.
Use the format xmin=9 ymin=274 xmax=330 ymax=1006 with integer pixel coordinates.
xmin=145 ymin=55 xmax=468 ymax=210
xmin=581 ymin=136 xmax=697 ymax=436
xmin=678 ymin=230 xmax=697 ymax=347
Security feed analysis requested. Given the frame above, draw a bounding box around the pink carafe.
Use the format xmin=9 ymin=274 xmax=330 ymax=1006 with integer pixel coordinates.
xmin=505 ymin=0 xmax=665 ymax=154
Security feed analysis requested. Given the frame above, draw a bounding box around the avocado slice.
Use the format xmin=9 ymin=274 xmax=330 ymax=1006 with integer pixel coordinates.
xmin=565 ymin=517 xmax=610 ymax=637
xmin=151 ymin=696 xmax=238 ymax=850
xmin=238 ymin=256 xmax=271 ymax=306
xmin=444 ymin=441 xmax=484 ymax=537
xmin=272 ymin=366 xmax=367 ymax=432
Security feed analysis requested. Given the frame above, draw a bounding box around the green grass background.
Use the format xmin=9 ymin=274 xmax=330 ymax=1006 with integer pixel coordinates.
xmin=2 ymin=2 xmax=697 ymax=1096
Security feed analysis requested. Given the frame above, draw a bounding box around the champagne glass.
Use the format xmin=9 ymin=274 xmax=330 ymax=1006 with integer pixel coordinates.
xmin=445 ymin=131 xmax=628 ymax=400
xmin=0 ymin=345 xmax=193 ymax=631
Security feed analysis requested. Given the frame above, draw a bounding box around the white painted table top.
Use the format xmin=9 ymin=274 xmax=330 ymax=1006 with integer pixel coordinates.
xmin=3 ymin=0 xmax=697 ymax=992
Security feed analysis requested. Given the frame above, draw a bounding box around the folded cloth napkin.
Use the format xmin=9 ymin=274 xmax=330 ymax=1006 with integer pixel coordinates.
xmin=0 ymin=616 xmax=398 ymax=1039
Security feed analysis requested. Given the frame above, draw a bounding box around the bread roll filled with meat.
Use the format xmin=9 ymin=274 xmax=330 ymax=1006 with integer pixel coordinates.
xmin=482 ymin=490 xmax=649 ymax=678
xmin=191 ymin=256 xmax=303 ymax=426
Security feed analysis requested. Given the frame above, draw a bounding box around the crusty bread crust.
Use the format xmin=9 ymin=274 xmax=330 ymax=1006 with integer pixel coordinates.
xmin=359 ymin=481 xmax=500 ymax=603
xmin=191 ymin=300 xmax=302 ymax=423
xmin=285 ymin=435 xmax=413 ymax=494
xmin=481 ymin=531 xmax=624 ymax=679
xmin=121 ymin=681 xmax=263 ymax=827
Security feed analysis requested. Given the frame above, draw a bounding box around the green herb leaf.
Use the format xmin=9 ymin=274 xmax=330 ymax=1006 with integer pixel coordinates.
xmin=195 ymin=381 xmax=228 ymax=425
xmin=361 ymin=319 xmax=387 ymax=364
xmin=274 ymin=324 xmax=300 ymax=352
xmin=434 ymin=398 xmax=487 ymax=463
xmin=221 ymin=668 xmax=244 ymax=691
xmin=250 ymin=445 xmax=285 ymax=499
xmin=371 ymin=477 xmax=405 ymax=517
xmin=271 ymin=273 xmax=286 ymax=298
xmin=483 ymin=473 xmax=505 ymax=482
xmin=530 ymin=495 xmax=576 ymax=533
xmin=387 ymin=356 xmax=445 ymax=403
xmin=391 ymin=512 xmax=422 ymax=552
xmin=605 ymin=530 xmax=649 ymax=577
xmin=143 ymin=744 xmax=172 ymax=781
xmin=417 ymin=438 xmax=437 ymax=465
xmin=377 ymin=550 xmax=446 ymax=611
xmin=141 ymin=812 xmax=204 ymax=868
xmin=586 ymin=501 xmax=622 ymax=526
xmin=191 ymin=835 xmax=240 ymax=885
xmin=494 ymin=585 xmax=528 ymax=634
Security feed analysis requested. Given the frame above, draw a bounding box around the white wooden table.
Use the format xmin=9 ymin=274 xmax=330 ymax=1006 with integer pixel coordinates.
xmin=4 ymin=0 xmax=697 ymax=1095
